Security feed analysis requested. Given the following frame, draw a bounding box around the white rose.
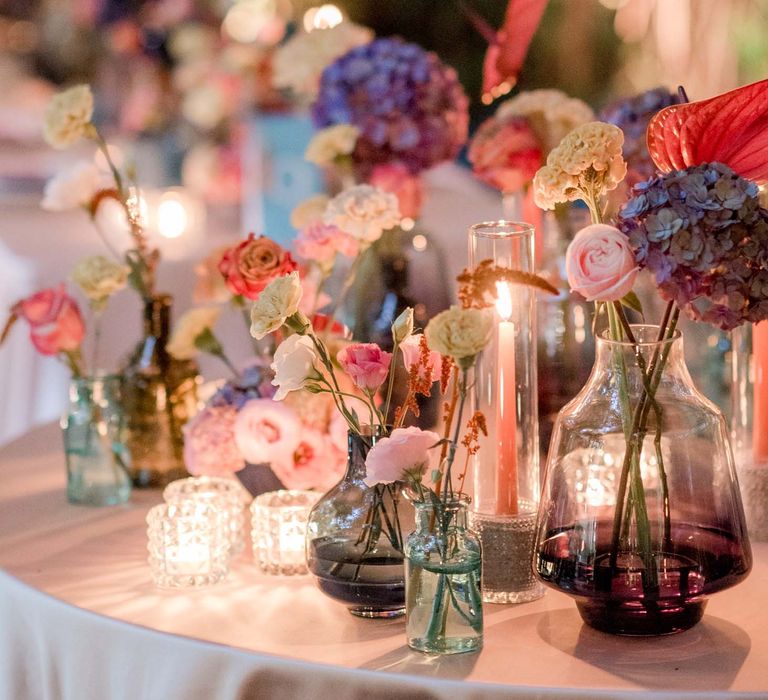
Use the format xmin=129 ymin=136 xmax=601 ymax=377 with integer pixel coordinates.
xmin=250 ymin=271 xmax=303 ymax=340
xmin=167 ymin=306 xmax=221 ymax=360
xmin=425 ymin=306 xmax=493 ymax=366
xmin=324 ymin=184 xmax=400 ymax=244
xmin=290 ymin=194 xmax=330 ymax=229
xmin=43 ymin=84 xmax=94 ymax=149
xmin=70 ymin=255 xmax=129 ymax=309
xmin=41 ymin=160 xmax=103 ymax=212
xmin=270 ymin=333 xmax=319 ymax=401
xmin=305 ymin=125 xmax=360 ymax=166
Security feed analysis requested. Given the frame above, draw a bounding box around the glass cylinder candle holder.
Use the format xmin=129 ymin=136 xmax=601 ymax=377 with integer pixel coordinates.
xmin=732 ymin=322 xmax=768 ymax=540
xmin=468 ymin=221 xmax=544 ymax=604
xmin=252 ymin=490 xmax=320 ymax=576
xmin=146 ymin=501 xmax=230 ymax=588
xmin=163 ymin=476 xmax=250 ymax=555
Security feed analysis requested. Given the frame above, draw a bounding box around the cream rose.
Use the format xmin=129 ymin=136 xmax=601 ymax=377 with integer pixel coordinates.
xmin=43 ymin=84 xmax=94 ymax=149
xmin=167 ymin=306 xmax=222 ymax=360
xmin=70 ymin=255 xmax=128 ymax=310
xmin=323 ymin=184 xmax=400 ymax=244
xmin=425 ymin=306 xmax=493 ymax=366
xmin=41 ymin=160 xmax=103 ymax=212
xmin=565 ymin=224 xmax=638 ymax=302
xmin=270 ymin=333 xmax=319 ymax=401
xmin=249 ymin=272 xmax=303 ymax=340
xmin=305 ymin=125 xmax=360 ymax=166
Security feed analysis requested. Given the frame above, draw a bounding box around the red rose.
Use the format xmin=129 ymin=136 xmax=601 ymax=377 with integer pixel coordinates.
xmin=13 ymin=283 xmax=85 ymax=355
xmin=218 ymin=233 xmax=297 ymax=300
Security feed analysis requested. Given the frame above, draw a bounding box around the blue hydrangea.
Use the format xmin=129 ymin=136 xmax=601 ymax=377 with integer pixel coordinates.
xmin=312 ymin=37 xmax=468 ymax=175
xmin=209 ymin=363 xmax=275 ymax=409
xmin=618 ymin=162 xmax=768 ymax=330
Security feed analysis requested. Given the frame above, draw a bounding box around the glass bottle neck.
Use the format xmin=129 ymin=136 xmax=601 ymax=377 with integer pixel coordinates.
xmin=413 ymin=499 xmax=469 ymax=531
xmin=143 ymin=294 xmax=172 ymax=341
xmin=593 ymin=325 xmax=686 ymax=380
xmin=345 ymin=428 xmax=387 ymax=481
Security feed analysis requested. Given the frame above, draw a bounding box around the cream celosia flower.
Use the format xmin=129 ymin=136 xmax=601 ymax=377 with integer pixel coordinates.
xmin=41 ymin=160 xmax=103 ymax=212
xmin=43 ymin=85 xmax=94 ymax=149
xmin=497 ymin=89 xmax=594 ymax=154
xmin=533 ymin=121 xmax=627 ymax=211
xmin=272 ymin=23 xmax=374 ymax=99
xmin=424 ymin=306 xmax=493 ymax=367
xmin=305 ymin=125 xmax=360 ymax=166
xmin=250 ymin=271 xmax=303 ymax=340
xmin=167 ymin=306 xmax=221 ymax=360
xmin=71 ymin=255 xmax=128 ymax=310
xmin=290 ymin=194 xmax=330 ymax=229
xmin=324 ymin=184 xmax=400 ymax=244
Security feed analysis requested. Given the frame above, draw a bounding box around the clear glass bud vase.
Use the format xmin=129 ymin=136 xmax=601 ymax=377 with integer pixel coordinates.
xmin=534 ymin=326 xmax=751 ymax=635
xmin=306 ymin=428 xmax=414 ymax=618
xmin=62 ymin=375 xmax=132 ymax=506
xmin=405 ymin=497 xmax=483 ymax=654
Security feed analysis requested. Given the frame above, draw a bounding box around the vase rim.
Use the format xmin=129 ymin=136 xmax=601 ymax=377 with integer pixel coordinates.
xmin=412 ymin=493 xmax=471 ymax=510
xmin=469 ymin=221 xmax=534 ymax=239
xmin=71 ymin=373 xmax=122 ymax=384
xmin=597 ymin=324 xmax=682 ymax=348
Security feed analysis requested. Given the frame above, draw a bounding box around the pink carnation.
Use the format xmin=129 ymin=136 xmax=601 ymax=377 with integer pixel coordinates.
xmin=368 ymin=162 xmax=424 ymax=220
xmin=337 ymin=343 xmax=392 ymax=392
xmin=183 ymin=405 xmax=245 ymax=477
xmin=364 ymin=427 xmax=440 ymax=487
xmin=295 ymin=220 xmax=358 ymax=264
xmin=468 ymin=115 xmax=542 ymax=193
xmin=400 ymin=334 xmax=441 ymax=384
xmin=566 ymin=224 xmax=639 ymax=302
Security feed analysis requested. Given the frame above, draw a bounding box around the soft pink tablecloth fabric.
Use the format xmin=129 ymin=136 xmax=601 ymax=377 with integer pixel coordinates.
xmin=0 ymin=424 xmax=766 ymax=700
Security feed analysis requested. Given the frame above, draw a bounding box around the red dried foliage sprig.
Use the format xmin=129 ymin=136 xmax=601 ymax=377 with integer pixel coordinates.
xmin=457 ymin=259 xmax=558 ymax=310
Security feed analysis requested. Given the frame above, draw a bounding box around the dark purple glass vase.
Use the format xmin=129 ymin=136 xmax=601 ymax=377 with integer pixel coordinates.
xmin=534 ymin=326 xmax=752 ymax=635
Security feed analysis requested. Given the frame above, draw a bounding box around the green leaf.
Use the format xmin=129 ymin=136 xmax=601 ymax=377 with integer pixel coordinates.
xmin=430 ymin=469 xmax=441 ymax=484
xmin=620 ymin=291 xmax=644 ymax=319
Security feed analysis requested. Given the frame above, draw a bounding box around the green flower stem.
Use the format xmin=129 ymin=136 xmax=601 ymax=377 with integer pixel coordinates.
xmin=63 ymin=349 xmax=84 ymax=378
xmin=328 ymin=247 xmax=367 ymax=327
xmin=442 ymin=367 xmax=469 ymax=502
xmin=382 ymin=338 xmax=400 ymax=422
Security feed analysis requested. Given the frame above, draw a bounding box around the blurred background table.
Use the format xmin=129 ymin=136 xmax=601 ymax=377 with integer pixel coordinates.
xmin=1 ymin=423 xmax=765 ymax=700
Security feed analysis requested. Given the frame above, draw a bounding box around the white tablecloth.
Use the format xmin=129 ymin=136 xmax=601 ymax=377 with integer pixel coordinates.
xmin=1 ymin=424 xmax=766 ymax=700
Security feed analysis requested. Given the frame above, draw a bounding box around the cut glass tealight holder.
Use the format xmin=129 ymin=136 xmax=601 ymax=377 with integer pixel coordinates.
xmin=146 ymin=500 xmax=230 ymax=588
xmin=251 ymin=490 xmax=320 ymax=576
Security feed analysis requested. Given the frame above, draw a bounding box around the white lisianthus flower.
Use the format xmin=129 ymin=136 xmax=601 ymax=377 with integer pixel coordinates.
xmin=167 ymin=306 xmax=221 ymax=360
xmin=305 ymin=125 xmax=360 ymax=166
xmin=290 ymin=194 xmax=330 ymax=229
xmin=70 ymin=255 xmax=129 ymax=310
xmin=43 ymin=84 xmax=94 ymax=149
xmin=41 ymin=160 xmax=103 ymax=212
xmin=392 ymin=307 xmax=414 ymax=344
xmin=250 ymin=271 xmax=303 ymax=340
xmin=425 ymin=306 xmax=493 ymax=367
xmin=272 ymin=23 xmax=374 ymax=99
xmin=324 ymin=184 xmax=400 ymax=244
xmin=270 ymin=333 xmax=320 ymax=401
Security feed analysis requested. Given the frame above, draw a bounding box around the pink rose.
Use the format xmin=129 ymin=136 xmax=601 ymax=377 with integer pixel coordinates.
xmin=400 ymin=334 xmax=441 ymax=384
xmin=565 ymin=224 xmax=639 ymax=302
xmin=183 ymin=405 xmax=245 ymax=477
xmin=12 ymin=283 xmax=85 ymax=356
xmin=218 ymin=233 xmax=298 ymax=300
xmin=468 ymin=115 xmax=542 ymax=193
xmin=233 ymin=399 xmax=301 ymax=466
xmin=271 ymin=428 xmax=346 ymax=491
xmin=363 ymin=427 xmax=440 ymax=487
xmin=368 ymin=162 xmax=424 ymax=220
xmin=337 ymin=343 xmax=392 ymax=393
xmin=295 ymin=221 xmax=359 ymax=265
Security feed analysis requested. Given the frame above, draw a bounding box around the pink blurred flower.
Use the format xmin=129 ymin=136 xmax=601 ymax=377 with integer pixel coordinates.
xmin=337 ymin=343 xmax=392 ymax=392
xmin=233 ymin=398 xmax=301 ymax=465
xmin=400 ymin=334 xmax=440 ymax=384
xmin=271 ymin=428 xmax=346 ymax=491
xmin=566 ymin=224 xmax=639 ymax=302
xmin=363 ymin=426 xmax=440 ymax=487
xmin=183 ymin=405 xmax=245 ymax=476
xmin=295 ymin=220 xmax=359 ymax=265
xmin=13 ymin=284 xmax=85 ymax=356
xmin=468 ymin=115 xmax=542 ymax=193
xmin=369 ymin=162 xmax=424 ymax=220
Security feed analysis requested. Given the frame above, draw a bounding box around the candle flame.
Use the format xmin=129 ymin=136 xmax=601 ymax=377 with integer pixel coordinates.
xmin=495 ymin=281 xmax=512 ymax=321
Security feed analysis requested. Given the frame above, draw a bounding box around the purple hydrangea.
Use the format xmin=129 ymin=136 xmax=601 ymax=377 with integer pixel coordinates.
xmin=618 ymin=162 xmax=768 ymax=330
xmin=599 ymin=88 xmax=678 ymax=186
xmin=312 ymin=37 xmax=469 ymax=175
xmin=209 ymin=363 xmax=275 ymax=410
